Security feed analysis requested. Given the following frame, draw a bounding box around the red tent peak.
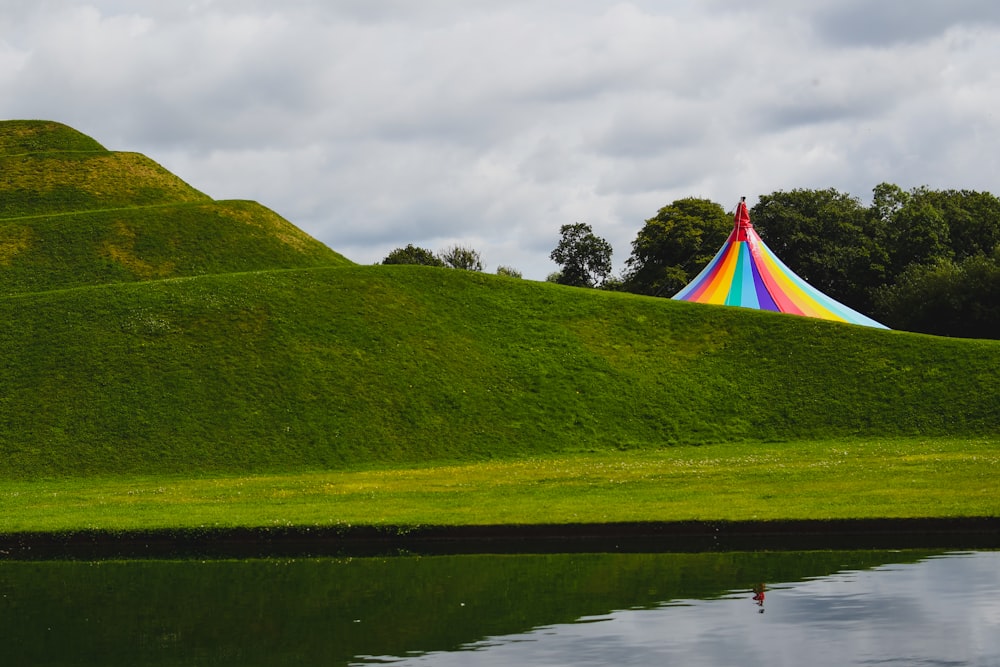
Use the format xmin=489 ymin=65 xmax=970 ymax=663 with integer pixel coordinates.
xmin=733 ymin=196 xmax=753 ymax=241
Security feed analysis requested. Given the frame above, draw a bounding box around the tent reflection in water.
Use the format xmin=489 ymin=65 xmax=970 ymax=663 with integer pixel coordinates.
xmin=672 ymin=197 xmax=889 ymax=329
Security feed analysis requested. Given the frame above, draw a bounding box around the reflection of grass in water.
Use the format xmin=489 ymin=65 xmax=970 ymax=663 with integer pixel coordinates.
xmin=1 ymin=436 xmax=997 ymax=532
xmin=0 ymin=550 xmax=942 ymax=666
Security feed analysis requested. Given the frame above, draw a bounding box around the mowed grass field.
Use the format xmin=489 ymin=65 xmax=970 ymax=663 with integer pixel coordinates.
xmin=2 ymin=437 xmax=997 ymax=533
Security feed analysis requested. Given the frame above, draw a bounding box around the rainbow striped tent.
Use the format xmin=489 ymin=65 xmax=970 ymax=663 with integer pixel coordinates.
xmin=672 ymin=198 xmax=888 ymax=329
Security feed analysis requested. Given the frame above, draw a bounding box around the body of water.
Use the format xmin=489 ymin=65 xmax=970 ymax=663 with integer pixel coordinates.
xmin=2 ymin=550 xmax=997 ymax=666
xmin=357 ymin=551 xmax=1000 ymax=666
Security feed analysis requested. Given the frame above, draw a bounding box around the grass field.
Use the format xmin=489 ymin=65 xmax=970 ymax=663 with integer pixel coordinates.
xmin=2 ymin=436 xmax=996 ymax=533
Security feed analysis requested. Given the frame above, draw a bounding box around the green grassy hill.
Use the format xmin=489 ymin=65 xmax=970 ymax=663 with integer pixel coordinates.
xmin=1 ymin=120 xmax=997 ymax=481
xmin=0 ymin=121 xmax=350 ymax=293
xmin=2 ymin=265 xmax=998 ymax=477
xmin=0 ymin=200 xmax=350 ymax=294
xmin=0 ymin=119 xmax=106 ymax=154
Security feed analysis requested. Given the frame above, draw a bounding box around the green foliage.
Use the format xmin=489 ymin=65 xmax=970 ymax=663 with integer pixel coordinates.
xmin=945 ymin=195 xmax=1000 ymax=257
xmin=626 ymin=185 xmax=1000 ymax=338
xmin=874 ymin=251 xmax=1000 ymax=338
xmin=752 ymin=188 xmax=887 ymax=311
xmin=439 ymin=244 xmax=484 ymax=271
xmin=496 ymin=265 xmax=522 ymax=278
xmin=747 ymin=184 xmax=1000 ymax=338
xmin=549 ymin=222 xmax=613 ymax=288
xmin=887 ymin=196 xmax=952 ymax=274
xmin=599 ymin=275 xmax=625 ymax=291
xmin=623 ymin=197 xmax=731 ymax=297
xmin=866 ymin=184 xmax=1000 ymax=268
xmin=382 ymin=244 xmax=445 ymax=267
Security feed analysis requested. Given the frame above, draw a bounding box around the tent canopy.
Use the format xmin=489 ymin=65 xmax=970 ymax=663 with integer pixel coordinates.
xmin=672 ymin=198 xmax=888 ymax=329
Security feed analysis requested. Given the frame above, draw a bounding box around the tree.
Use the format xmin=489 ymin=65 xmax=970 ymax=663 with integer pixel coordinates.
xmin=622 ymin=198 xmax=731 ymax=297
xmin=751 ymin=188 xmax=887 ymax=312
xmin=881 ymin=187 xmax=1000 ymax=273
xmin=381 ymin=244 xmax=445 ymax=267
xmin=439 ymin=244 xmax=484 ymax=271
xmin=599 ymin=275 xmax=625 ymax=291
xmin=873 ymin=250 xmax=1000 ymax=339
xmin=496 ymin=265 xmax=522 ymax=278
xmin=925 ymin=189 xmax=1000 ymax=261
xmin=549 ymin=223 xmax=613 ymax=288
xmin=870 ymin=182 xmax=910 ymax=228
xmin=885 ymin=192 xmax=952 ymax=275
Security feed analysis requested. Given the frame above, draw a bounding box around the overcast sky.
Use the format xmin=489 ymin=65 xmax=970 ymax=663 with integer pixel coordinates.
xmin=3 ymin=1 xmax=1000 ymax=279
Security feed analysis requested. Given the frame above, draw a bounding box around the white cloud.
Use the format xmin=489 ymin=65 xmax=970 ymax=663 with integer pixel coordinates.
xmin=3 ymin=1 xmax=1000 ymax=278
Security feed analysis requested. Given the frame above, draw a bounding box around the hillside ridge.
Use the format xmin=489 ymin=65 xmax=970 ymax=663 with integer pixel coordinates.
xmin=0 ymin=119 xmax=107 ymax=155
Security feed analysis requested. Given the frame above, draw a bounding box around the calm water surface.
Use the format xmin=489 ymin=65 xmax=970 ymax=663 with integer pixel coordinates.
xmin=2 ymin=550 xmax=997 ymax=666
xmin=356 ymin=551 xmax=1000 ymax=667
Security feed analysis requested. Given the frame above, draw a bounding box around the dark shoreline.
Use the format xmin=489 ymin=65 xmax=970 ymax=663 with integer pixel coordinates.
xmin=2 ymin=517 xmax=998 ymax=559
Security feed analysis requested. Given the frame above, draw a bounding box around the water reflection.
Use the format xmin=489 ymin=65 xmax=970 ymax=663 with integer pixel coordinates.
xmin=1 ymin=550 xmax=997 ymax=666
xmin=356 ymin=552 xmax=1000 ymax=667
xmin=752 ymin=581 xmax=766 ymax=612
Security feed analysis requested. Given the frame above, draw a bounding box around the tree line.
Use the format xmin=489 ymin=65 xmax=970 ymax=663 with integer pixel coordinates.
xmin=382 ymin=183 xmax=1000 ymax=339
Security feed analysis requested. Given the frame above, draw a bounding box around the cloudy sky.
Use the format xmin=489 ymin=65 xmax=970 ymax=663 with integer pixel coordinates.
xmin=3 ymin=1 xmax=1000 ymax=279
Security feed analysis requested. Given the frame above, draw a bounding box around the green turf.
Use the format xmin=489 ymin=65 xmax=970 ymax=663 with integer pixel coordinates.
xmin=1 ymin=266 xmax=997 ymax=479
xmin=0 ymin=151 xmax=210 ymax=218
xmin=1 ymin=437 xmax=997 ymax=532
xmin=0 ymin=200 xmax=350 ymax=293
xmin=0 ymin=119 xmax=106 ymax=155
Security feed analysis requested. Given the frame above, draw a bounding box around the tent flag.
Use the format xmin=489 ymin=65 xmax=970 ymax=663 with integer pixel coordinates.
xmin=672 ymin=197 xmax=889 ymax=329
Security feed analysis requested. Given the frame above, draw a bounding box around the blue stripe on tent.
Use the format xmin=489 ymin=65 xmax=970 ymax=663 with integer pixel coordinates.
xmin=737 ymin=243 xmax=759 ymax=308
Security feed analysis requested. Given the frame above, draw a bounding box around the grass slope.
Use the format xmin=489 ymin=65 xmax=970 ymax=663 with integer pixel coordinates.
xmin=0 ymin=151 xmax=210 ymax=218
xmin=0 ymin=200 xmax=350 ymax=293
xmin=0 ymin=120 xmax=208 ymax=218
xmin=0 ymin=120 xmax=348 ymax=291
xmin=0 ymin=120 xmax=106 ymax=155
xmin=1 ymin=265 xmax=997 ymax=478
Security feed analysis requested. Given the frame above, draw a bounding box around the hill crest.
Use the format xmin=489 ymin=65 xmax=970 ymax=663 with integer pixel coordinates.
xmin=0 ymin=119 xmax=351 ymax=292
xmin=0 ymin=120 xmax=107 ymax=156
